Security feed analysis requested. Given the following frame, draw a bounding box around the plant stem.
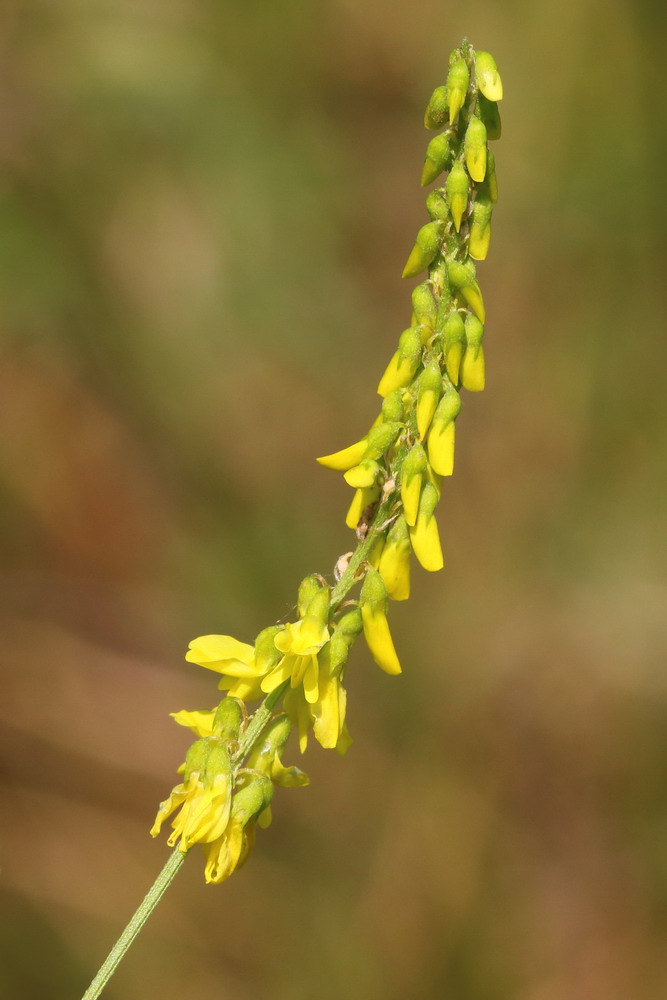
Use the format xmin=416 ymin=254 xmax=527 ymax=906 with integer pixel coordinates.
xmin=81 ymin=496 xmax=395 ymax=999
xmin=81 ymin=847 xmax=186 ymax=1000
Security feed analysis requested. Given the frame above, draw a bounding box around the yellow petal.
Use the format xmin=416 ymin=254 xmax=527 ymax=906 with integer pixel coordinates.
xmin=427 ymin=421 xmax=455 ymax=477
xmin=410 ymin=513 xmax=444 ymax=572
xmin=170 ymin=709 xmax=217 ymax=738
xmin=461 ymin=345 xmax=486 ymax=392
xmin=361 ymin=604 xmax=402 ymax=675
xmin=316 ymin=438 xmax=368 ymax=471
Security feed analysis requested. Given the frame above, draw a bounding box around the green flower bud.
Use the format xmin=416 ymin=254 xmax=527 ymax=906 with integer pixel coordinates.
xmin=461 ymin=313 xmax=485 ymax=392
xmin=468 ymin=193 xmax=493 ymax=261
xmin=446 ymin=59 xmax=470 ymax=124
xmin=411 ymin=281 xmax=437 ymax=332
xmin=253 ymin=714 xmax=292 ymax=757
xmin=344 ymin=459 xmax=381 ymax=489
xmin=426 ymin=189 xmax=449 ymax=222
xmin=464 ymin=115 xmax=487 ymax=183
xmin=401 ymin=441 xmax=427 ymax=526
xmin=421 ymin=132 xmax=452 ymax=186
xmin=204 ymin=741 xmax=232 ymax=787
xmin=305 ymin=585 xmax=331 ymax=624
xmin=478 ymin=93 xmax=501 ymax=141
xmin=474 ymin=50 xmax=503 ymax=102
xmin=423 ymin=85 xmax=449 ymax=130
xmin=183 ymin=738 xmax=210 ymax=781
xmin=402 ymin=221 xmax=442 ymax=279
xmin=254 ymin=625 xmax=283 ymax=673
xmin=381 ymin=389 xmax=405 ymax=423
xmin=377 ymin=327 xmax=422 ymax=397
xmin=363 ymin=420 xmax=401 ymax=460
xmin=445 ymin=161 xmax=469 ymax=232
xmin=441 ymin=309 xmax=466 ymax=384
xmin=231 ymin=774 xmax=274 ymax=826
xmin=212 ymin=697 xmax=243 ymax=742
xmin=297 ymin=575 xmax=323 ymax=618
xmin=415 ymin=361 xmax=443 ymax=440
xmin=328 ymin=613 xmax=362 ymax=677
xmin=447 ymin=259 xmax=485 ymax=323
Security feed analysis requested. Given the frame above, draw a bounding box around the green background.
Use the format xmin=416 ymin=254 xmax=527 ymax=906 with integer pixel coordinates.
xmin=2 ymin=1 xmax=666 ymax=997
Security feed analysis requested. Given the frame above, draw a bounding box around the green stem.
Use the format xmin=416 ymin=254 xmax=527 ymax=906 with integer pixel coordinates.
xmin=81 ymin=847 xmax=186 ymax=1000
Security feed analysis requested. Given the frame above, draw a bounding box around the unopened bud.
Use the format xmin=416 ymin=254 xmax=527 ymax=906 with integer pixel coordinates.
xmin=402 ymin=221 xmax=442 ymax=279
xmin=426 ymin=189 xmax=449 ymax=222
xmin=401 ymin=442 xmax=427 ymax=526
xmin=446 ymin=59 xmax=470 ymax=124
xmin=377 ymin=327 xmax=422 ymax=397
xmin=378 ymin=514 xmax=411 ymax=601
xmin=468 ymin=193 xmax=492 ymax=261
xmin=447 ymin=259 xmax=485 ymax=324
xmin=421 ymin=132 xmax=452 ymax=186
xmin=416 ymin=361 xmax=443 ymax=439
xmin=360 ymin=567 xmax=402 ymax=675
xmin=297 ymin=575 xmax=323 ymax=618
xmin=344 ymin=459 xmax=381 ymax=489
xmin=427 ymin=384 xmax=461 ymax=476
xmin=212 ymin=697 xmax=244 ymax=742
xmin=363 ymin=421 xmax=401 ymax=460
xmin=445 ymin=161 xmax=469 ymax=232
xmin=345 ymin=484 xmax=380 ymax=531
xmin=464 ymin=115 xmax=487 ymax=183
xmin=409 ymin=482 xmax=443 ymax=572
xmin=474 ymin=51 xmax=503 ymax=102
xmin=441 ymin=310 xmax=466 ymax=384
xmin=461 ymin=313 xmax=485 ymax=392
xmin=412 ymin=281 xmax=437 ymax=333
xmin=423 ymin=85 xmax=449 ymax=130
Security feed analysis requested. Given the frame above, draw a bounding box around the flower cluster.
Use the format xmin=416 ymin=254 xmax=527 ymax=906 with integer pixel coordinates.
xmin=152 ymin=39 xmax=502 ymax=884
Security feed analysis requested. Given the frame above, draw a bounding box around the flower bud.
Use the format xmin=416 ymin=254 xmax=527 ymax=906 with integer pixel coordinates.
xmin=409 ymin=482 xmax=443 ymax=572
xmin=445 ymin=161 xmax=469 ymax=232
xmin=421 ymin=132 xmax=452 ymax=186
xmin=316 ymin=437 xmax=368 ymax=471
xmin=461 ymin=313 xmax=485 ymax=392
xmin=441 ymin=310 xmax=466 ymax=384
xmin=426 ymin=190 xmax=449 ymax=224
xmin=377 ymin=327 xmax=422 ymax=397
xmin=381 ymin=389 xmax=405 ymax=423
xmin=464 ymin=115 xmax=487 ymax=183
xmin=183 ymin=738 xmax=210 ymax=782
xmin=297 ymin=575 xmax=323 ymax=618
xmin=345 ymin=484 xmax=380 ymax=531
xmin=402 ymin=221 xmax=442 ymax=279
xmin=231 ymin=774 xmax=274 ymax=826
xmin=204 ymin=741 xmax=233 ymax=787
xmin=416 ymin=361 xmax=443 ymax=440
xmin=468 ymin=193 xmax=492 ymax=261
xmin=446 ymin=58 xmax=470 ymax=124
xmin=254 ymin=625 xmax=283 ymax=674
xmin=329 ymin=608 xmax=363 ymax=675
xmin=212 ymin=697 xmax=244 ymax=741
xmin=423 ymin=85 xmax=449 ymax=129
xmin=400 ymin=441 xmax=427 ymax=526
xmin=360 ymin=567 xmax=402 ymax=675
xmin=474 ymin=50 xmax=503 ymax=102
xmin=363 ymin=420 xmax=402 ymax=460
xmin=305 ymin=585 xmax=331 ymax=624
xmin=447 ymin=259 xmax=485 ymax=324
xmin=378 ymin=514 xmax=411 ymax=601
xmin=344 ymin=459 xmax=381 ymax=489
xmin=478 ymin=93 xmax=501 ymax=141
xmin=412 ymin=281 xmax=437 ymax=333
xmin=427 ymin=383 xmax=461 ymax=476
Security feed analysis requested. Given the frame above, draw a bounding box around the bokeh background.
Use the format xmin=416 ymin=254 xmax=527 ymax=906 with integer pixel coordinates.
xmin=2 ymin=1 xmax=667 ymax=997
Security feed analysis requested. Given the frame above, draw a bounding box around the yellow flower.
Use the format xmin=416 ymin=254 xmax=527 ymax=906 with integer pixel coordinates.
xmin=260 ymin=615 xmax=330 ymax=704
xmin=203 ymin=775 xmax=273 ymax=885
xmin=150 ymin=739 xmax=233 ymax=852
xmin=185 ymin=634 xmax=264 ymax=700
xmin=284 ymin=671 xmax=350 ymax=754
xmin=360 ymin=567 xmax=402 ymax=675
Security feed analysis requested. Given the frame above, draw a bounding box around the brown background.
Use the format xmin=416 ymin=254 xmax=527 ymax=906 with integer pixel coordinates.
xmin=1 ymin=1 xmax=666 ymax=997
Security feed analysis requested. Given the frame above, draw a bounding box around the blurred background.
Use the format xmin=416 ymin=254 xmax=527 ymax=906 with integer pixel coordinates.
xmin=1 ymin=1 xmax=666 ymax=997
